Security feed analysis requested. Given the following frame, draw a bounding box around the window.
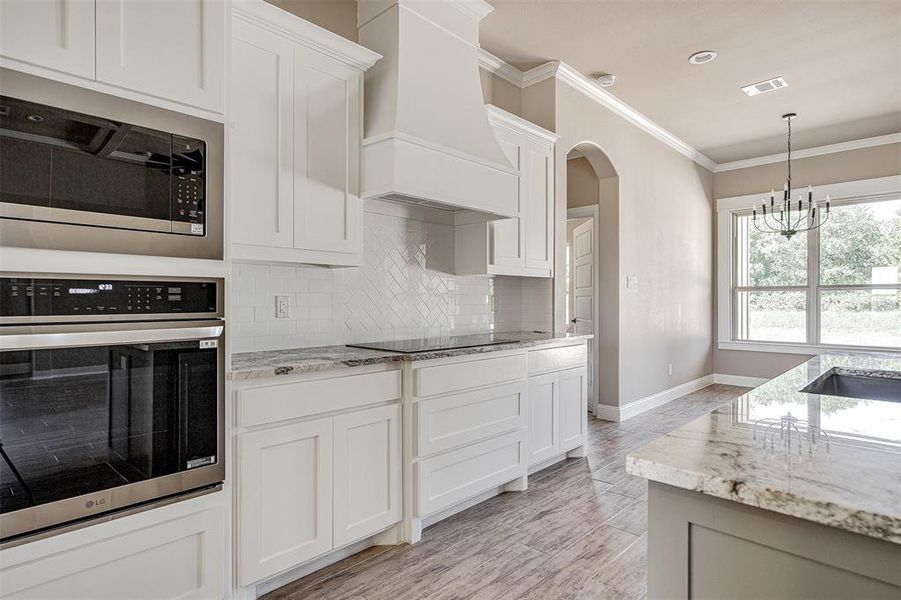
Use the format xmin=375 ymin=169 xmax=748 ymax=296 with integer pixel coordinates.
xmin=729 ymin=195 xmax=900 ymax=349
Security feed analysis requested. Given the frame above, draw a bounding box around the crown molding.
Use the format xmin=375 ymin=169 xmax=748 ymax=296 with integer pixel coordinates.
xmin=477 ymin=48 xmax=523 ymax=86
xmin=233 ymin=0 xmax=381 ymax=70
xmin=479 ymin=52 xmax=716 ymax=171
xmin=478 ymin=49 xmax=898 ymax=175
xmin=486 ymin=104 xmax=559 ymax=144
xmin=712 ymin=132 xmax=901 ymax=172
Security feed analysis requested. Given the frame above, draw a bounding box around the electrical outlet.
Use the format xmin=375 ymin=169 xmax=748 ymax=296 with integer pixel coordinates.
xmin=668 ymin=363 xmax=673 ymax=376
xmin=275 ymin=295 xmax=290 ymax=319
xmin=627 ymin=276 xmax=639 ymax=289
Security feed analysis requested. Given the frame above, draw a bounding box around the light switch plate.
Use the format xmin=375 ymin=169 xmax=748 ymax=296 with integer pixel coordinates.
xmin=275 ymin=295 xmax=290 ymax=319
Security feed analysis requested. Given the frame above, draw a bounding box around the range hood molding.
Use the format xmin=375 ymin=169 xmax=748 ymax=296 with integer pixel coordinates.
xmin=358 ymin=0 xmax=520 ymax=218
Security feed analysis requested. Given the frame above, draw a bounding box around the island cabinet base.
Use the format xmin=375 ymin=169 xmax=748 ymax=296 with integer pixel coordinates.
xmin=647 ymin=482 xmax=901 ymax=600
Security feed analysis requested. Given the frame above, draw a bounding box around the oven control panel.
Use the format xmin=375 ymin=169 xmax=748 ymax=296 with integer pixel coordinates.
xmin=0 ymin=278 xmax=218 ymax=319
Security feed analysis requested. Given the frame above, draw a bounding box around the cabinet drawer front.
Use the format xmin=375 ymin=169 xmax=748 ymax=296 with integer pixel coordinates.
xmin=238 ymin=369 xmax=401 ymax=427
xmin=416 ymin=382 xmax=526 ymax=457
xmin=1 ymin=503 xmax=224 ymax=599
xmin=416 ymin=429 xmax=525 ymax=516
xmin=414 ymin=353 xmax=526 ymax=397
xmin=528 ymin=343 xmax=587 ymax=375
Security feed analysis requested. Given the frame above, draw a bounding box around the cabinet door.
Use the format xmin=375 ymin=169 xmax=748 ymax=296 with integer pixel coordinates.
xmin=238 ymin=418 xmax=333 ymax=585
xmin=559 ymin=367 xmax=588 ymax=451
xmin=333 ymin=404 xmax=401 ymax=547
xmin=524 ymin=140 xmax=554 ymax=272
xmin=528 ymin=372 xmax=559 ymax=466
xmin=293 ymin=45 xmax=362 ymax=257
xmin=230 ymin=20 xmax=295 ymax=249
xmin=491 ymin=127 xmax=525 ymax=269
xmin=95 ymin=0 xmax=225 ymax=112
xmin=0 ymin=0 xmax=95 ymax=78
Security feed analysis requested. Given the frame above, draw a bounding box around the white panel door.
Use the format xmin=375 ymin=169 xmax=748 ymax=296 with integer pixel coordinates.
xmin=528 ymin=372 xmax=559 ymax=466
xmin=0 ymin=504 xmax=224 ymax=599
xmin=95 ymin=0 xmax=225 ymax=112
xmin=293 ymin=45 xmax=362 ymax=256
xmin=572 ymin=219 xmax=594 ymax=334
xmin=230 ymin=20 xmax=294 ymax=249
xmin=559 ymin=367 xmax=588 ymax=451
xmin=491 ymin=127 xmax=525 ymax=269
xmin=238 ymin=418 xmax=334 ymax=585
xmin=0 ymin=0 xmax=95 ymax=78
xmin=333 ymin=403 xmax=402 ymax=547
xmin=524 ymin=140 xmax=554 ymax=272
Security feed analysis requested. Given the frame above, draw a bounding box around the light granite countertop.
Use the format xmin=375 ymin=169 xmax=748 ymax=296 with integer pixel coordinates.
xmin=627 ymin=352 xmax=901 ymax=545
xmin=230 ymin=331 xmax=591 ymax=380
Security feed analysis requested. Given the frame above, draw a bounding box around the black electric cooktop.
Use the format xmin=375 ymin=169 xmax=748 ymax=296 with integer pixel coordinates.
xmin=347 ymin=333 xmax=520 ymax=354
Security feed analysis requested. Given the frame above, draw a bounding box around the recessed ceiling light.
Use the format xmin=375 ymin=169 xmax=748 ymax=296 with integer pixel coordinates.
xmin=741 ymin=76 xmax=789 ymax=96
xmin=595 ymin=73 xmax=616 ymax=87
xmin=688 ymin=50 xmax=717 ymax=65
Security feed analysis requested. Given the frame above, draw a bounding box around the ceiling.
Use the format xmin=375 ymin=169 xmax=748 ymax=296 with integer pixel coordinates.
xmin=480 ymin=0 xmax=901 ymax=164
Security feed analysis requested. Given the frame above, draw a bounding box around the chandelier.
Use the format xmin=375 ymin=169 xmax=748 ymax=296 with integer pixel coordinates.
xmin=752 ymin=113 xmax=829 ymax=239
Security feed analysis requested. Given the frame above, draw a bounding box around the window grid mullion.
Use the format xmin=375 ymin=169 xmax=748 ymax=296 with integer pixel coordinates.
xmin=809 ymin=223 xmax=820 ymax=345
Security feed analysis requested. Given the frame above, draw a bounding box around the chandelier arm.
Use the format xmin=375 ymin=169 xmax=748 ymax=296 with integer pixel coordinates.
xmin=761 ymin=211 xmax=783 ymax=233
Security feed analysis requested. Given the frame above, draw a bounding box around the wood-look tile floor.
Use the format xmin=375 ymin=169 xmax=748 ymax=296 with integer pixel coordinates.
xmin=263 ymin=384 xmax=749 ymax=600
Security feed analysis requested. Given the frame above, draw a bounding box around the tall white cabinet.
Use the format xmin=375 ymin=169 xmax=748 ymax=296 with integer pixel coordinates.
xmin=229 ymin=0 xmax=380 ymax=267
xmin=455 ymin=105 xmax=557 ymax=278
xmin=0 ymin=0 xmax=225 ymax=116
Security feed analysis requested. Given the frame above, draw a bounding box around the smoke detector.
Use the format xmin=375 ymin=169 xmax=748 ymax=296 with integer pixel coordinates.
xmin=742 ymin=76 xmax=789 ymax=96
xmin=595 ymin=73 xmax=616 ymax=87
xmin=688 ymin=50 xmax=717 ymax=65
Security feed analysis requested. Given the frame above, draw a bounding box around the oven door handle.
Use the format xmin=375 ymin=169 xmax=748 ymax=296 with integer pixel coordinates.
xmin=0 ymin=322 xmax=223 ymax=351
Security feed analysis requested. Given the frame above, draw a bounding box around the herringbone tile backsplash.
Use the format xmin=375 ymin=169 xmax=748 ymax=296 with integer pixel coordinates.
xmin=230 ymin=211 xmax=551 ymax=353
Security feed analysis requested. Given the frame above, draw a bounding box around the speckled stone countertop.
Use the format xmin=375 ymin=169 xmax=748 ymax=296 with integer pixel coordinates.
xmin=230 ymin=331 xmax=591 ymax=380
xmin=627 ymin=352 xmax=901 ymax=544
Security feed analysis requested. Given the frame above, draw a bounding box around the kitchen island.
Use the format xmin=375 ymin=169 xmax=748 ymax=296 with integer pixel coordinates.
xmin=627 ymin=353 xmax=901 ymax=600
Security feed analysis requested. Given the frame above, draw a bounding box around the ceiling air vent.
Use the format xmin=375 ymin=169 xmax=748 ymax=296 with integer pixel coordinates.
xmin=741 ymin=76 xmax=788 ymax=97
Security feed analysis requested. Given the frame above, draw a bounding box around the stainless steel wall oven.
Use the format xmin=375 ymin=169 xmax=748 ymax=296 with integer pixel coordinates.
xmin=0 ymin=68 xmax=223 ymax=260
xmin=0 ymin=275 xmax=224 ymax=543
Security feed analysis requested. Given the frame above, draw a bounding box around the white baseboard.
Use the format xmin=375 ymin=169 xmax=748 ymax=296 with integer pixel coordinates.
xmin=596 ymin=374 xmax=715 ymax=422
xmin=713 ymin=373 xmax=768 ymax=388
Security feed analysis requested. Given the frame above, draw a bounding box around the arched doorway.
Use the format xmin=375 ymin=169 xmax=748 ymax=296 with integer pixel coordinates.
xmin=564 ymin=142 xmax=619 ymax=416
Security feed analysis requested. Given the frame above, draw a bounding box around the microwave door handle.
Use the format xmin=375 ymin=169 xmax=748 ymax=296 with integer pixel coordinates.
xmin=0 ymin=323 xmax=223 ymax=351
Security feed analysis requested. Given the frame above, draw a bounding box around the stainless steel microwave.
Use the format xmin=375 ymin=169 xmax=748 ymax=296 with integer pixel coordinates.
xmin=0 ymin=69 xmax=223 ymax=260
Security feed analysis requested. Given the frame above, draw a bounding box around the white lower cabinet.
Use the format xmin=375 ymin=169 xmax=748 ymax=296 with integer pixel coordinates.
xmin=333 ymin=404 xmax=402 ymax=547
xmin=528 ymin=372 xmax=560 ymax=465
xmin=560 ymin=367 xmax=589 ymax=449
xmin=238 ymin=418 xmax=334 ymax=585
xmin=528 ymin=363 xmax=588 ymax=468
xmin=236 ymin=368 xmax=402 ymax=586
xmin=0 ymin=495 xmax=224 ymax=600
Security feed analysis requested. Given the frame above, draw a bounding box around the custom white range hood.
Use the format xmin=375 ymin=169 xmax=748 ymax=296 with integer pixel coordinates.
xmin=357 ymin=0 xmax=519 ymax=218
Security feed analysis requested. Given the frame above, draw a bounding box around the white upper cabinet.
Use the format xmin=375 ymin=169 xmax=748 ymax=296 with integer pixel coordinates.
xmin=0 ymin=0 xmax=95 ymax=79
xmin=229 ymin=0 xmax=379 ymax=267
xmin=95 ymin=0 xmax=225 ymax=113
xmin=454 ymin=105 xmax=557 ymax=278
xmin=0 ymin=0 xmax=225 ymax=116
xmin=230 ymin=18 xmax=295 ymax=249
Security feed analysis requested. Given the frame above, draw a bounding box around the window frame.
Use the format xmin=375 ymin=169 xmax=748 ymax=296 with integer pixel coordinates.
xmin=717 ymin=175 xmax=901 ymax=355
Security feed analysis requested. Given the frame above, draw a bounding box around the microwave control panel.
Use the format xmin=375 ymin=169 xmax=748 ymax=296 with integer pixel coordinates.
xmin=0 ymin=278 xmax=218 ymax=318
xmin=171 ymin=134 xmax=206 ymax=236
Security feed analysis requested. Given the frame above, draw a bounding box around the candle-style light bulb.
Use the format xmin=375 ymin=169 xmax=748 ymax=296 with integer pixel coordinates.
xmin=770 ymin=189 xmax=775 ymax=207
xmin=825 ymin=194 xmax=831 ymax=213
xmin=807 ymin=184 xmax=813 ymax=202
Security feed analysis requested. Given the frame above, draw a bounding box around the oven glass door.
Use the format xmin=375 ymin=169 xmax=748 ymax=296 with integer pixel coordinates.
xmin=0 ymin=338 xmax=218 ymax=520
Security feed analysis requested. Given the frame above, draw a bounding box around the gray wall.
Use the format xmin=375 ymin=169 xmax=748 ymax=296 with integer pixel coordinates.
xmin=539 ymin=80 xmax=715 ymax=407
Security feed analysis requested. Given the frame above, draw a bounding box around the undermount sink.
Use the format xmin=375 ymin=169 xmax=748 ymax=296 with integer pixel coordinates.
xmin=801 ymin=367 xmax=901 ymax=402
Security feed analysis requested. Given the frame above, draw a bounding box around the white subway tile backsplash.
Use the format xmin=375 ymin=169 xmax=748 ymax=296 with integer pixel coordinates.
xmin=229 ymin=212 xmax=549 ymax=352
